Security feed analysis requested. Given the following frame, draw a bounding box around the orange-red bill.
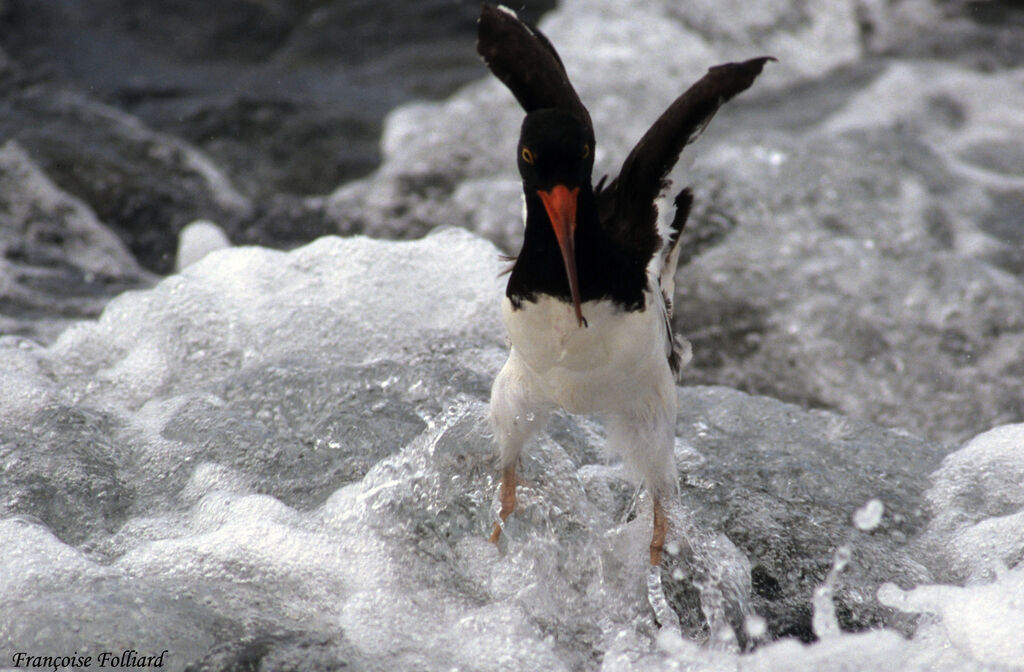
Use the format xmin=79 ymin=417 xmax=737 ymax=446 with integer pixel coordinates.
xmin=537 ymin=185 xmax=585 ymax=328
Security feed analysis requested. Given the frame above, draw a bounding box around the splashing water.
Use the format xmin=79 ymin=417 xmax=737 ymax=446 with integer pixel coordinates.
xmin=854 ymin=499 xmax=885 ymax=532
xmin=655 ymin=497 xmax=753 ymax=649
xmin=812 ymin=544 xmax=852 ymax=639
xmin=813 ymin=498 xmax=887 ymax=639
xmin=648 ymin=565 xmax=682 ymax=634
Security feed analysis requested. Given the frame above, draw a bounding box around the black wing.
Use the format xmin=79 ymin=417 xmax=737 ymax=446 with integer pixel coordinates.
xmin=599 ymin=57 xmax=775 ymax=257
xmin=476 ymin=4 xmax=592 ymax=132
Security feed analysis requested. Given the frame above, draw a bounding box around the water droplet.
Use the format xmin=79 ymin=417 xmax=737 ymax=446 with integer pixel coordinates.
xmin=833 ymin=544 xmax=852 ymax=571
xmin=876 ymin=582 xmax=904 ymax=608
xmin=853 ymin=498 xmax=884 ymax=531
xmin=744 ymin=614 xmax=767 ymax=638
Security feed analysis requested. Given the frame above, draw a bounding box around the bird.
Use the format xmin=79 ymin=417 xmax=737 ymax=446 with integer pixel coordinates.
xmin=478 ymin=4 xmax=772 ymax=566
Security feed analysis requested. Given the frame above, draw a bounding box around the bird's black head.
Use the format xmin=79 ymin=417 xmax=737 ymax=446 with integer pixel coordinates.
xmin=517 ymin=108 xmax=595 ymax=190
xmin=517 ymin=108 xmax=595 ymax=327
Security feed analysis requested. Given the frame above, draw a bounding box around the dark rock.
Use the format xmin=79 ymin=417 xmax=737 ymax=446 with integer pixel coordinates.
xmin=0 ymin=140 xmax=151 ymax=341
xmin=0 ymin=0 xmax=556 ymax=201
xmin=0 ymin=86 xmax=252 ymax=273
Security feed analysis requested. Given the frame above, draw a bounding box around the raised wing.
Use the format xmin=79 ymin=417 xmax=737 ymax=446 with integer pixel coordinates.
xmin=476 ymin=4 xmax=593 ymax=132
xmin=600 ymin=57 xmax=775 ymax=256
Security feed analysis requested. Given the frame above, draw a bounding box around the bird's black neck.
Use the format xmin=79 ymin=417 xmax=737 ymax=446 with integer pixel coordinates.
xmin=506 ymin=185 xmax=649 ymax=312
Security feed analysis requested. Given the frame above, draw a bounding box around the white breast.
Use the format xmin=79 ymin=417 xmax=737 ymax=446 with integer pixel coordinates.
xmin=502 ymin=294 xmax=673 ymax=414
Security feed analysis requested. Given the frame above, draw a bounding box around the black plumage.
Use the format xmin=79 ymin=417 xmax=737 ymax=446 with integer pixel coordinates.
xmin=477 ymin=3 xmax=773 ymax=332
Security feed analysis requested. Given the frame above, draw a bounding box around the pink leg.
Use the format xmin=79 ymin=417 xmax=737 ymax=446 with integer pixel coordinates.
xmin=489 ymin=465 xmax=518 ymax=543
xmin=650 ymin=498 xmax=668 ymax=565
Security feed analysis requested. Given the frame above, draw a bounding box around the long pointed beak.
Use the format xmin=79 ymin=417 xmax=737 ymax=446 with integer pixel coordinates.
xmin=537 ymin=185 xmax=586 ymax=328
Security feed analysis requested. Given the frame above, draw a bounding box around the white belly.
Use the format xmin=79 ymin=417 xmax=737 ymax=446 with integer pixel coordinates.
xmin=502 ymin=294 xmax=671 ymax=414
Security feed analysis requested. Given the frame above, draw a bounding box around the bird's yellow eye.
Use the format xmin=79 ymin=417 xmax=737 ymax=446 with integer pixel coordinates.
xmin=521 ymin=147 xmax=535 ymax=165
xmin=582 ymin=143 xmax=590 ymax=159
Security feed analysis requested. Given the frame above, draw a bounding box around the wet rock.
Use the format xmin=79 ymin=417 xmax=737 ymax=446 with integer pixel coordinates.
xmin=672 ymin=386 xmax=945 ymax=640
xmin=0 ymin=140 xmax=151 ymax=341
xmin=0 ymin=86 xmax=251 ymax=274
xmin=0 ymin=0 xmax=556 ymax=201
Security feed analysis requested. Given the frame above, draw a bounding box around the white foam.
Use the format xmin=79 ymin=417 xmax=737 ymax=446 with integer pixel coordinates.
xmin=2 ymin=228 xmax=1023 ymax=670
xmin=880 ymin=566 xmax=1024 ymax=669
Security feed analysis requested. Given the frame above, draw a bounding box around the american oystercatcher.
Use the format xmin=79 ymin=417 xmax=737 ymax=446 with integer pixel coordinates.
xmin=478 ymin=5 xmax=772 ymax=566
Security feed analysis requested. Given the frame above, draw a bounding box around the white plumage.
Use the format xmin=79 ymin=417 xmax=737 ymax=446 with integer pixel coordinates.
xmin=490 ymin=251 xmax=689 ymax=541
